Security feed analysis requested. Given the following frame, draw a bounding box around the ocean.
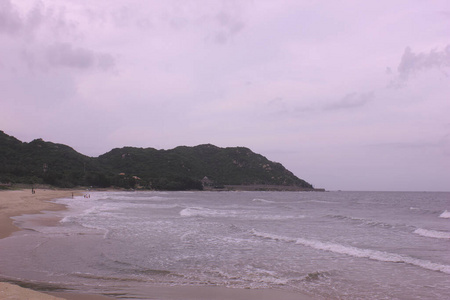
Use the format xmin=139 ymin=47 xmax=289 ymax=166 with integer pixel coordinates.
xmin=1 ymin=191 xmax=449 ymax=299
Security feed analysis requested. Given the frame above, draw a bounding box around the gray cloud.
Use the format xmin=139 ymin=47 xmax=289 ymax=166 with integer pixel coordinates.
xmin=388 ymin=45 xmax=450 ymax=88
xmin=397 ymin=45 xmax=450 ymax=80
xmin=25 ymin=1 xmax=45 ymax=32
xmin=0 ymin=0 xmax=22 ymax=34
xmin=46 ymin=43 xmax=115 ymax=71
xmin=0 ymin=1 xmax=54 ymax=37
xmin=324 ymin=92 xmax=374 ymax=110
xmin=208 ymin=10 xmax=245 ymax=44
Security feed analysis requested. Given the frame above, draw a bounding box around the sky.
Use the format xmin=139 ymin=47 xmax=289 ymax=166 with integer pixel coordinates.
xmin=1 ymin=0 xmax=449 ymax=191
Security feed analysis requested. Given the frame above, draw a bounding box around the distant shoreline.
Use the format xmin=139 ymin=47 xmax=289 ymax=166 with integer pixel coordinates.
xmin=2 ymin=183 xmax=325 ymax=193
xmin=221 ymin=185 xmax=325 ymax=192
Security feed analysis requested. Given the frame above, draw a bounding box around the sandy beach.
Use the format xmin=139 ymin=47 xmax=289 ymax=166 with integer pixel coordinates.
xmin=0 ymin=189 xmax=114 ymax=300
xmin=0 ymin=189 xmax=72 ymax=239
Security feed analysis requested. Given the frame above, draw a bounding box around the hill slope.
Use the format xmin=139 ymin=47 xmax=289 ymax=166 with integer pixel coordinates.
xmin=0 ymin=131 xmax=314 ymax=190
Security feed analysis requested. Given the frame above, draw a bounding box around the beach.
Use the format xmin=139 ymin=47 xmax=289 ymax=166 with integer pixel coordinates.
xmin=0 ymin=189 xmax=315 ymax=300
xmin=0 ymin=189 xmax=114 ymax=300
xmin=2 ymin=190 xmax=448 ymax=299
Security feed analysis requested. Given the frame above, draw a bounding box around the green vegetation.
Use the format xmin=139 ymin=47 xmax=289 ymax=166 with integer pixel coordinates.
xmin=0 ymin=131 xmax=314 ymax=190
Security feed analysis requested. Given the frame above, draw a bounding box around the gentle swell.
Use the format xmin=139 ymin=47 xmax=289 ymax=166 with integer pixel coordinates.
xmin=326 ymin=214 xmax=396 ymax=229
xmin=414 ymin=228 xmax=450 ymax=239
xmin=251 ymin=230 xmax=450 ymax=274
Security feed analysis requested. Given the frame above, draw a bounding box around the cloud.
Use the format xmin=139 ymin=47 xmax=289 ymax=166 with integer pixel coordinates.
xmin=388 ymin=45 xmax=450 ymax=88
xmin=215 ymin=11 xmax=244 ymax=39
xmin=324 ymin=92 xmax=374 ymax=110
xmin=206 ymin=8 xmax=245 ymax=44
xmin=46 ymin=43 xmax=115 ymax=71
xmin=0 ymin=0 xmax=22 ymax=34
xmin=0 ymin=0 xmax=65 ymax=38
xmin=1 ymin=1 xmax=111 ymax=72
xmin=398 ymin=45 xmax=450 ymax=78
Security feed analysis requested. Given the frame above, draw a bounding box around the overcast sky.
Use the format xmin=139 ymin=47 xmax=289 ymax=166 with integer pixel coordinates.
xmin=1 ymin=0 xmax=449 ymax=191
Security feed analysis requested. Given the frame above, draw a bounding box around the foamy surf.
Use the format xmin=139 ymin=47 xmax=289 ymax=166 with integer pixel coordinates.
xmin=179 ymin=207 xmax=304 ymax=220
xmin=251 ymin=230 xmax=450 ymax=274
xmin=252 ymin=198 xmax=275 ymax=203
xmin=413 ymin=228 xmax=450 ymax=239
xmin=439 ymin=210 xmax=450 ymax=218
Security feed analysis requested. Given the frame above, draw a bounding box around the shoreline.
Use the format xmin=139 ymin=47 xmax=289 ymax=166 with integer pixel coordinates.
xmin=0 ymin=189 xmax=115 ymax=300
xmin=0 ymin=189 xmax=75 ymax=239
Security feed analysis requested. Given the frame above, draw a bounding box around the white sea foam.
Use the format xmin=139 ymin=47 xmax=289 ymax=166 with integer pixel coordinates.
xmin=180 ymin=207 xmax=303 ymax=220
xmin=414 ymin=228 xmax=450 ymax=239
xmin=179 ymin=207 xmax=236 ymax=218
xmin=60 ymin=216 xmax=75 ymax=224
xmin=251 ymin=230 xmax=450 ymax=274
xmin=252 ymin=198 xmax=275 ymax=203
xmin=439 ymin=210 xmax=450 ymax=218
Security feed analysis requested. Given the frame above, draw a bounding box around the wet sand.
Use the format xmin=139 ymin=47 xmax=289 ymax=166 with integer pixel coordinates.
xmin=0 ymin=189 xmax=114 ymax=300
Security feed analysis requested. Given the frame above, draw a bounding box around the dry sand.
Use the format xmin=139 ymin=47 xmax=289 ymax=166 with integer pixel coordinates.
xmin=0 ymin=189 xmax=314 ymax=300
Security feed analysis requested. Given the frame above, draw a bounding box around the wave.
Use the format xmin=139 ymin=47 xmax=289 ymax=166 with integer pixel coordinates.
xmin=72 ymin=272 xmax=147 ymax=282
xmin=326 ymin=214 xmax=396 ymax=229
xmin=180 ymin=207 xmax=236 ymax=218
xmin=251 ymin=230 xmax=450 ymax=274
xmin=413 ymin=228 xmax=450 ymax=239
xmin=306 ymin=200 xmax=339 ymax=204
xmin=207 ymin=266 xmax=289 ymax=287
xmin=439 ymin=210 xmax=450 ymax=218
xmin=252 ymin=198 xmax=275 ymax=203
xmin=303 ymin=271 xmax=332 ymax=282
xmin=180 ymin=207 xmax=304 ymax=220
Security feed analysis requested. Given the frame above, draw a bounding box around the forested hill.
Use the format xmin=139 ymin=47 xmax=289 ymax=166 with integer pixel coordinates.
xmin=0 ymin=130 xmax=314 ymax=190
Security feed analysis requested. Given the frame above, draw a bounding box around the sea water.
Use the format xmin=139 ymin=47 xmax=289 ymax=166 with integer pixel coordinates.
xmin=1 ymin=191 xmax=449 ymax=299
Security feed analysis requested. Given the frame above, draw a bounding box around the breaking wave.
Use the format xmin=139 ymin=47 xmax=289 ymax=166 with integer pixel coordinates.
xmin=414 ymin=228 xmax=450 ymax=239
xmin=439 ymin=210 xmax=450 ymax=219
xmin=179 ymin=207 xmax=304 ymax=220
xmin=252 ymin=198 xmax=275 ymax=203
xmin=251 ymin=230 xmax=450 ymax=274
